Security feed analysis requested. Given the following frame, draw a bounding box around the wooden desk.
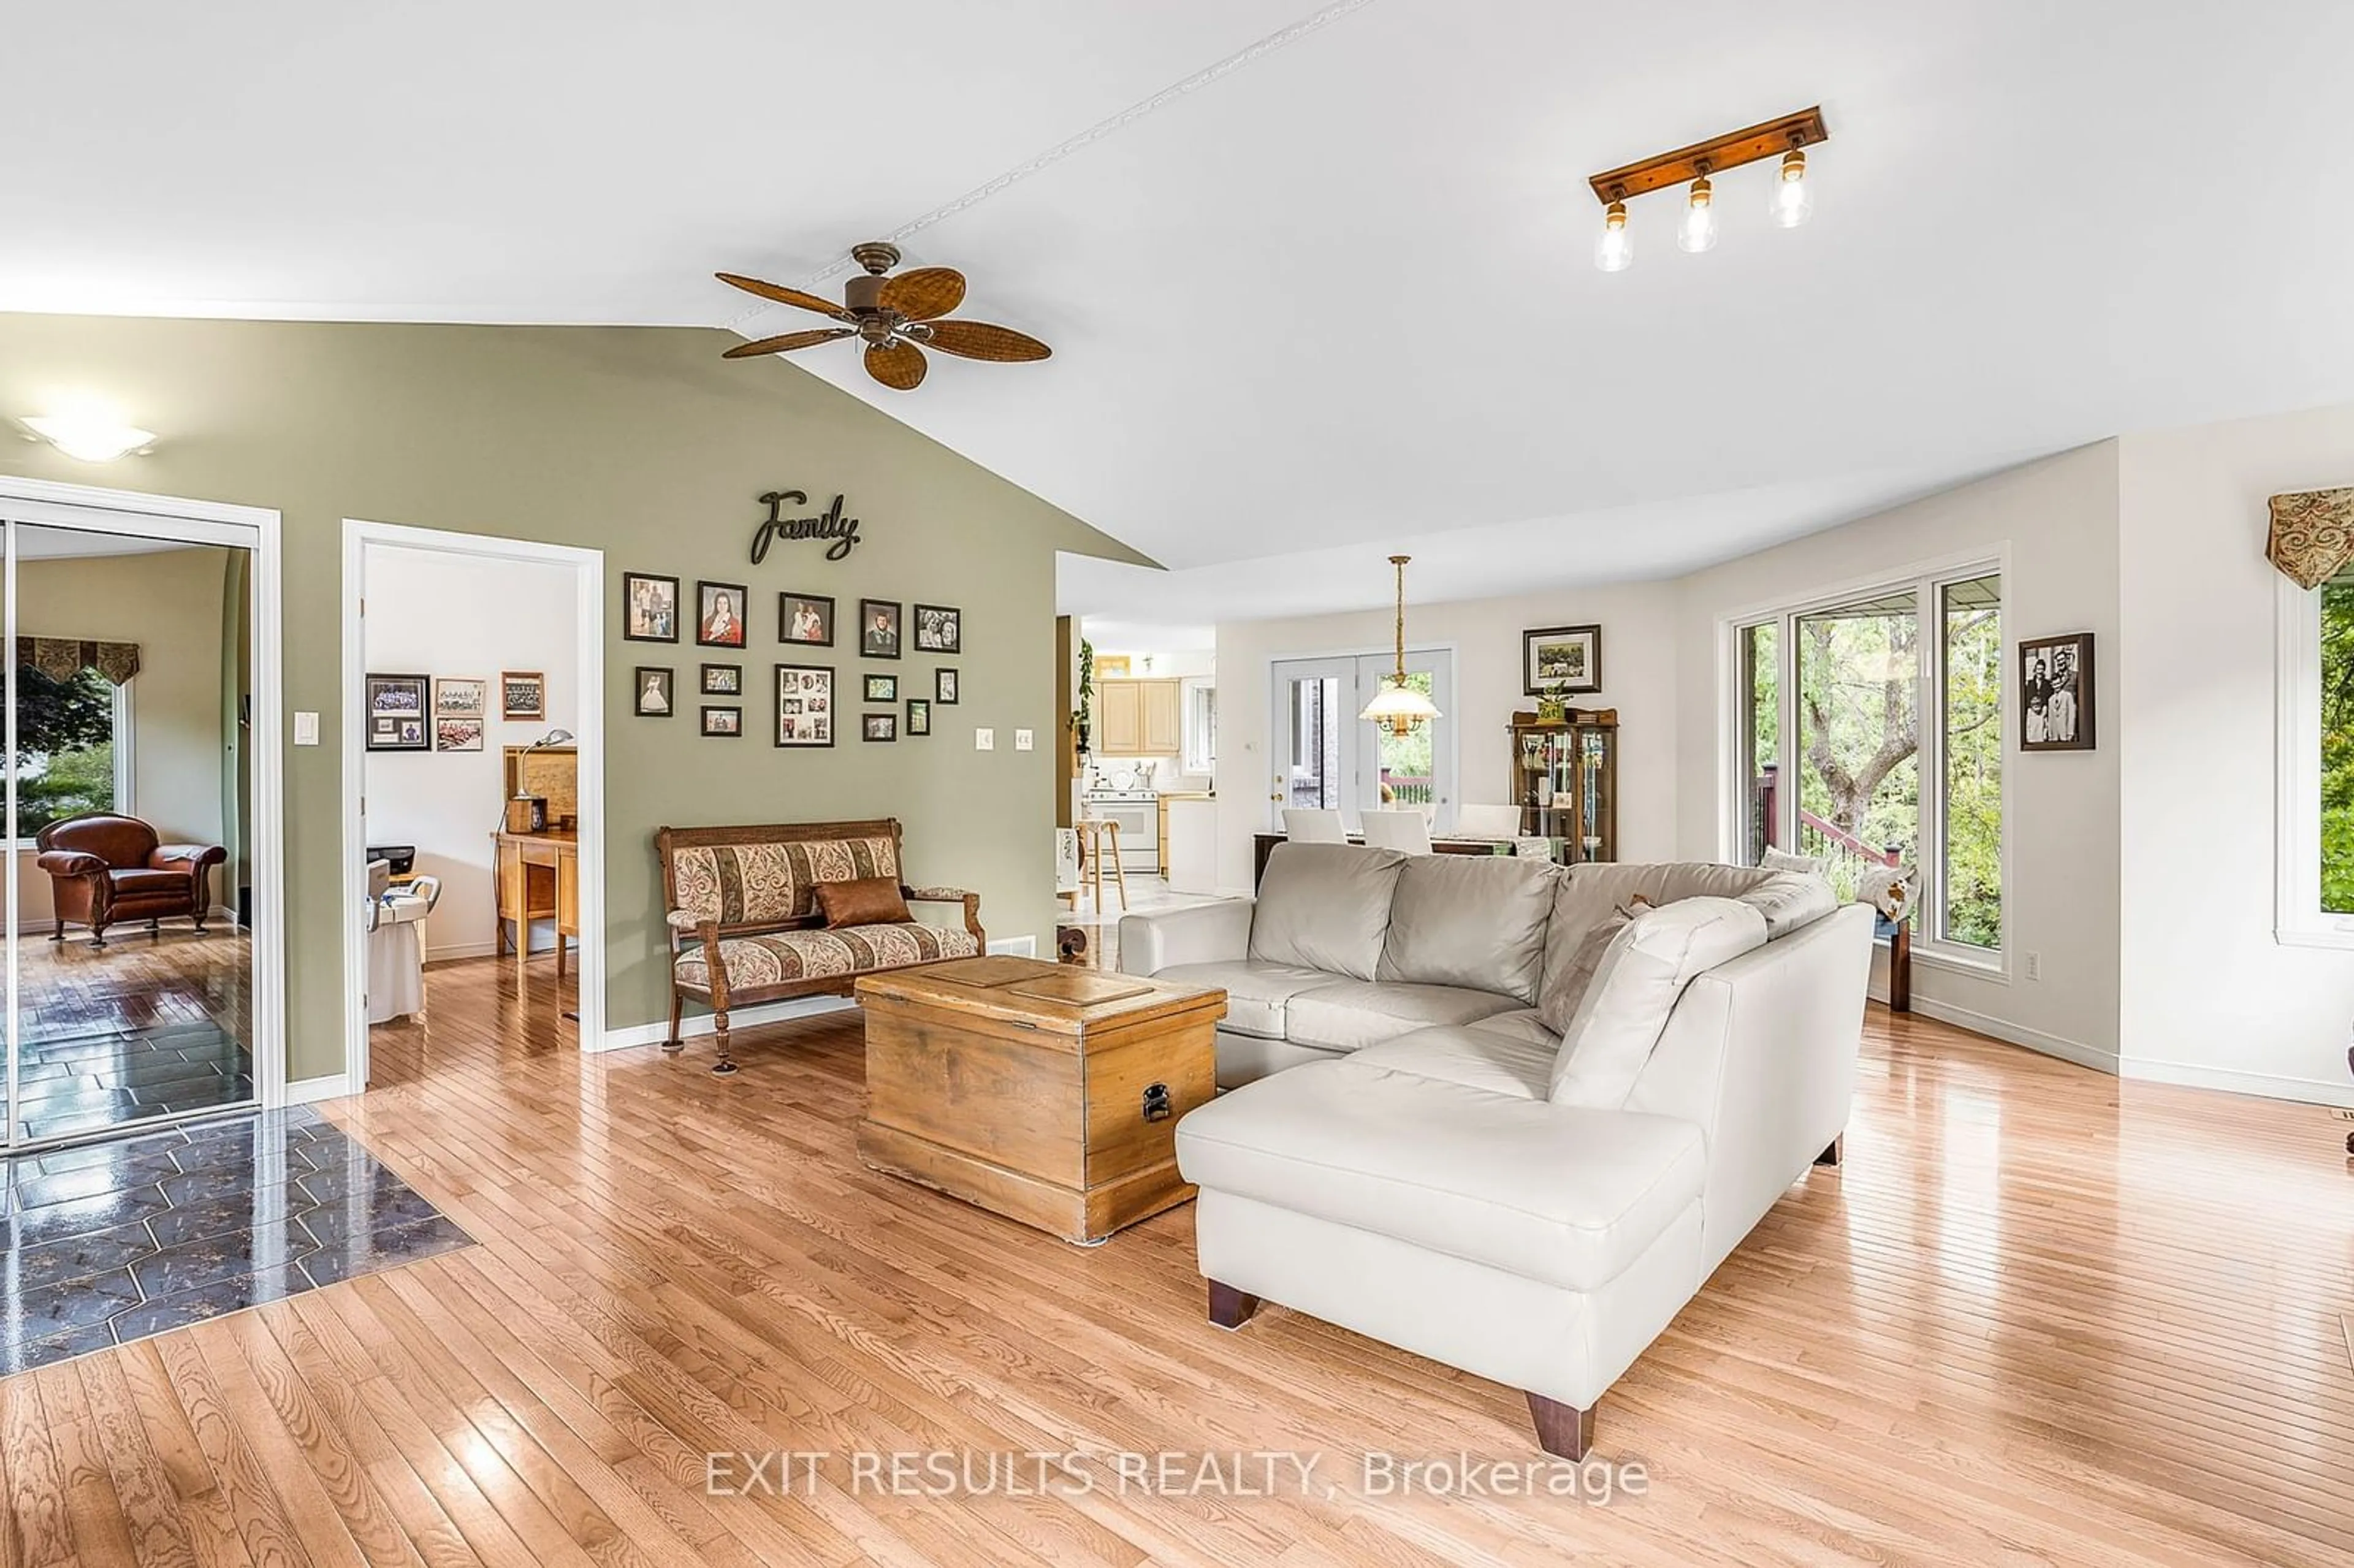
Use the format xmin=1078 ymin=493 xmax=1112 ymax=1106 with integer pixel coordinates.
xmin=493 ymin=829 xmax=577 ymax=978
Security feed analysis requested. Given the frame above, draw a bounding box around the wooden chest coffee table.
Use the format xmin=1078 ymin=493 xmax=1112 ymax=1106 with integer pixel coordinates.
xmin=855 ymin=956 xmax=1226 ymax=1245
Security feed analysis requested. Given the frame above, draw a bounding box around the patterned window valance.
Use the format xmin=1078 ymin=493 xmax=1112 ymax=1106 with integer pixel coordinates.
xmin=13 ymin=637 xmax=141 ymax=686
xmin=2266 ymin=487 xmax=2354 ymax=590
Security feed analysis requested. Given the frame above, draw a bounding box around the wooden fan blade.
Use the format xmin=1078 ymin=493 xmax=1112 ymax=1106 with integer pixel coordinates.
xmin=878 ymin=266 xmax=966 ymax=321
xmin=722 ymin=327 xmax=853 ymax=359
xmin=714 ymin=272 xmax=852 ymax=321
xmin=865 ymin=340 xmax=928 ymax=391
xmin=920 ymin=320 xmax=1052 ymax=363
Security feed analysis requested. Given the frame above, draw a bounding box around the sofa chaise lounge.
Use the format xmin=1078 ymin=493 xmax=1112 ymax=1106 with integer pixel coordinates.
xmin=1121 ymin=843 xmax=1872 ymax=1458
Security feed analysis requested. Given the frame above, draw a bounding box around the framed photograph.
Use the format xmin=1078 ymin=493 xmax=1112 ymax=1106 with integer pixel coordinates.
xmin=1095 ymin=655 xmax=1131 ymax=679
xmin=633 ymin=665 xmax=676 ymax=717
xmin=906 ymin=697 xmax=931 ymax=736
xmin=859 ymin=598 xmax=902 ymax=660
xmin=701 ymin=705 xmax=743 ymax=738
xmin=434 ymin=677 xmax=486 ymax=718
xmin=775 ymin=663 xmax=835 ymax=748
xmin=864 ymin=673 xmax=897 ymax=703
xmin=700 ymin=663 xmax=742 ymax=696
xmin=365 ymin=674 xmax=430 ymax=751
xmin=2020 ymin=632 xmax=2095 ymax=752
xmin=1522 ymin=624 xmax=1602 ymax=695
xmin=623 ymin=571 xmax=680 ymax=643
xmin=935 ymin=667 xmax=959 ymax=705
xmin=913 ymin=603 xmax=961 ymax=655
xmin=696 ymin=580 xmax=748 ymax=649
xmin=435 ymin=717 xmax=484 ymax=752
xmin=500 ymin=670 xmax=544 ymax=720
xmin=779 ymin=592 xmax=836 ymax=647
xmin=863 ymin=712 xmax=897 ymax=742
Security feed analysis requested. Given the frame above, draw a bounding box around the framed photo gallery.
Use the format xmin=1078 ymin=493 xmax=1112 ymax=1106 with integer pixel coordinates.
xmin=623 ymin=564 xmax=961 ymax=744
xmin=364 ymin=670 xmax=549 ymax=752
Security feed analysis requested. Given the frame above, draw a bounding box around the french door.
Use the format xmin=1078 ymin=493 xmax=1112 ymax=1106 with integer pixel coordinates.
xmin=1267 ymin=650 xmax=1457 ymax=834
xmin=4 ymin=498 xmax=269 ymax=1149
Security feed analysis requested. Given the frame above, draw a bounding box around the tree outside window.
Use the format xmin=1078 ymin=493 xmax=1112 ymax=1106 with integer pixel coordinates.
xmin=13 ymin=665 xmax=116 ymax=838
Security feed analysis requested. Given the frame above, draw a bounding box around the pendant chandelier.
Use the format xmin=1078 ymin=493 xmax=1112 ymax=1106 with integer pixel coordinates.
xmin=1361 ymin=554 xmax=1442 ymax=737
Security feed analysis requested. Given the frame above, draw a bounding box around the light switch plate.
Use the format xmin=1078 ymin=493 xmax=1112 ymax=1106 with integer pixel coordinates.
xmin=294 ymin=712 xmax=320 ymax=746
xmin=975 ymin=728 xmax=994 ymax=751
xmin=1014 ymin=728 xmax=1034 ymax=752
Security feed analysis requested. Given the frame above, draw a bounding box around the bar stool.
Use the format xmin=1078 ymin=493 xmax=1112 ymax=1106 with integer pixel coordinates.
xmin=1073 ymin=818 xmax=1129 ymax=915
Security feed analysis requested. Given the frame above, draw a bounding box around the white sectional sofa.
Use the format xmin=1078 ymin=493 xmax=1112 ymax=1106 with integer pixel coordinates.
xmin=1119 ymin=843 xmax=1872 ymax=1458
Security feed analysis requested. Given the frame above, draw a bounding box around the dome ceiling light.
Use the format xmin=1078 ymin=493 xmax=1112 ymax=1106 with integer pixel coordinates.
xmin=1588 ymin=106 xmax=1829 ymax=272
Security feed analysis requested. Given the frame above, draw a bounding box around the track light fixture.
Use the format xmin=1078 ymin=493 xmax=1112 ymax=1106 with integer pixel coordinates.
xmin=1588 ymin=106 xmax=1828 ymax=271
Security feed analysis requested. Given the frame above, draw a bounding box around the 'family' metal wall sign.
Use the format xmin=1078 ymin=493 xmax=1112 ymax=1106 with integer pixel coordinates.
xmin=750 ymin=490 xmax=862 ymax=563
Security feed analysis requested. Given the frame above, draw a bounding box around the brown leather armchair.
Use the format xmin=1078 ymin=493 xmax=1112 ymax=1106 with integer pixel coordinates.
xmin=34 ymin=813 xmax=227 ymax=949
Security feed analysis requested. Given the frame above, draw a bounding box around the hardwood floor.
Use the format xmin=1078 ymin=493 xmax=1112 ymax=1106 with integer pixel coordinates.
xmin=7 ymin=955 xmax=2352 ymax=1566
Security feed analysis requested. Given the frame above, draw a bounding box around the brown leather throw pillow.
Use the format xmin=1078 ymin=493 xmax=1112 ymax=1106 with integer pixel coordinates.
xmin=815 ymin=876 xmax=912 ymax=929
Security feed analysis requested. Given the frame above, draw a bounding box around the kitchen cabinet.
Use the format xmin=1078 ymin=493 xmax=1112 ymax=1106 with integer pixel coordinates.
xmin=1095 ymin=678 xmax=1182 ymax=756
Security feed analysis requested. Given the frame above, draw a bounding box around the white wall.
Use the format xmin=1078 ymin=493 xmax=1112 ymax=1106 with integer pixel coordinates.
xmin=1674 ymin=443 xmax=2122 ymax=1062
xmin=2118 ymin=403 xmax=2354 ymax=1106
xmin=360 ymin=545 xmax=579 ymax=960
xmin=1214 ymin=580 xmax=1682 ymax=892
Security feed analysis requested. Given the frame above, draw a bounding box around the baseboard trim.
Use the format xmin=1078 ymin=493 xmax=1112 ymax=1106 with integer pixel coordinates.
xmin=1906 ymin=996 xmax=2118 ymax=1076
xmin=424 ymin=940 xmax=501 ymax=962
xmin=285 ymin=1073 xmax=354 ymax=1106
xmin=597 ymin=996 xmax=856 ymax=1054
xmin=986 ymin=934 xmax=1039 ymax=958
xmin=2118 ymin=1056 xmax=2354 ymax=1109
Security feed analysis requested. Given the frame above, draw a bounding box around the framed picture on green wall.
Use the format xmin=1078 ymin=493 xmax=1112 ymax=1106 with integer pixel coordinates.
xmin=775 ymin=663 xmax=834 ymax=747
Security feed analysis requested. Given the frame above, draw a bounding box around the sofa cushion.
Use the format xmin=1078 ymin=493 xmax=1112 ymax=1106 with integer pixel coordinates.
xmin=1467 ymin=1008 xmax=1561 ymax=1049
xmin=1377 ymin=853 xmax=1558 ymax=1003
xmin=1152 ymin=960 xmax=1336 ymax=1041
xmin=1353 ymin=1024 xmax=1556 ymax=1100
xmin=1175 ymin=1058 xmax=1707 ymax=1291
xmin=815 ymin=875 xmax=912 ymax=928
xmin=1284 ymin=981 xmax=1522 ymax=1052
xmin=1248 ymin=843 xmax=1407 ymax=981
xmin=1735 ymin=870 xmax=1838 ymax=939
xmin=674 ymin=921 xmax=976 ymax=991
xmin=668 ymin=835 xmax=901 ymax=925
xmin=1536 ymin=899 xmax=1640 ymax=1035
xmin=110 ymin=867 xmax=193 ymax=897
xmin=1549 ymin=897 xmax=1767 ymax=1108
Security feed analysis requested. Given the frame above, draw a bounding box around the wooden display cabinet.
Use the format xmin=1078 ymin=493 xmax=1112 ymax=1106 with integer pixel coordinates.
xmin=1507 ymin=710 xmax=1618 ymax=863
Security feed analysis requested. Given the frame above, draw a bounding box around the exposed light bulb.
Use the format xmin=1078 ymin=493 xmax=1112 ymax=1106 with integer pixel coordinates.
xmin=1772 ymin=148 xmax=1813 ymax=228
xmin=1677 ymin=174 xmax=1718 ymax=254
xmin=1594 ymin=199 xmax=1633 ymax=273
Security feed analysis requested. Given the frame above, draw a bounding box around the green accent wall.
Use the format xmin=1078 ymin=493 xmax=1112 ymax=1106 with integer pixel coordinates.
xmin=0 ymin=313 xmax=1152 ymax=1081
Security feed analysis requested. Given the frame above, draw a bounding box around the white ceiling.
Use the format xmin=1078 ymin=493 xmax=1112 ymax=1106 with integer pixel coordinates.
xmin=9 ymin=2 xmax=2354 ymax=622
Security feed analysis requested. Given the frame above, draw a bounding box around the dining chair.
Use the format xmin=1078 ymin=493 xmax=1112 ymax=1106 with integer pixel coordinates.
xmin=1360 ymin=809 xmax=1433 ymax=855
xmin=1281 ymin=808 xmax=1347 ymax=843
xmin=1455 ymin=803 xmax=1524 ymax=839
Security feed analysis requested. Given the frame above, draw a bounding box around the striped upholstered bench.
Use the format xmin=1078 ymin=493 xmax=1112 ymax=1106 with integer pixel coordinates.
xmin=655 ymin=819 xmax=983 ymax=1074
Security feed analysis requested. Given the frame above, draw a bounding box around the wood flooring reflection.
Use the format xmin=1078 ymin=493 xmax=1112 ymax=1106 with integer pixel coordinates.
xmin=5 ymin=954 xmax=2352 ymax=1566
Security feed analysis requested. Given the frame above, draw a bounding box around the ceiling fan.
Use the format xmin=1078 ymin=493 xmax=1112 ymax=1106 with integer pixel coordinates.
xmin=716 ymin=242 xmax=1051 ymax=392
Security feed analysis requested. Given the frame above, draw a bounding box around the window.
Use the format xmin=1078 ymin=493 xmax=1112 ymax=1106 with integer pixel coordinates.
xmin=1732 ymin=562 xmax=2003 ymax=964
xmin=10 ymin=664 xmax=131 ymax=843
xmin=2278 ymin=572 xmax=2354 ymax=943
xmin=1181 ymin=676 xmax=1217 ymax=775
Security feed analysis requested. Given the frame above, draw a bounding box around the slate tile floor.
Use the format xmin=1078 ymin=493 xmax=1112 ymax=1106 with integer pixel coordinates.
xmin=0 ymin=1106 xmax=472 ymax=1374
xmin=15 ymin=1020 xmax=256 ymax=1143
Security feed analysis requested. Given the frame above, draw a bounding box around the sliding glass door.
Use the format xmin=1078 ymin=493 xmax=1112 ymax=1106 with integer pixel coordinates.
xmin=1267 ymin=650 xmax=1457 ymax=834
xmin=5 ymin=508 xmax=259 ymax=1148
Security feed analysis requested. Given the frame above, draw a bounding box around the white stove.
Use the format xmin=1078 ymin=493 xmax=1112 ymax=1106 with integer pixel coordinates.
xmin=1081 ymin=790 xmax=1160 ymax=873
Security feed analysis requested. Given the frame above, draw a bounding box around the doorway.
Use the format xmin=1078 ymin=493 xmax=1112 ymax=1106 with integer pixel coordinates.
xmin=2 ymin=477 xmax=285 ymax=1148
xmin=340 ymin=520 xmax=605 ymax=1090
xmin=1268 ymin=649 xmax=1457 ymax=834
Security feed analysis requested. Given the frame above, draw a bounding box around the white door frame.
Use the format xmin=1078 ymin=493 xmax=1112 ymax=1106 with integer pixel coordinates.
xmin=1266 ymin=645 xmax=1459 ymax=834
xmin=340 ymin=519 xmax=606 ymax=1090
xmin=0 ymin=472 xmax=288 ymax=1114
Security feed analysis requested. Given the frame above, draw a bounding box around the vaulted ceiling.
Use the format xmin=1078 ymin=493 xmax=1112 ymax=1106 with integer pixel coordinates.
xmin=9 ymin=2 xmax=2352 ymax=622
